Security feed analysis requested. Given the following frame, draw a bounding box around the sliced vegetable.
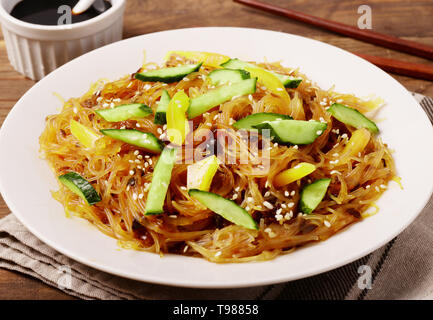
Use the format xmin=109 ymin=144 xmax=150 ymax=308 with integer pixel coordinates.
xmin=221 ymin=58 xmax=302 ymax=88
xmin=95 ymin=103 xmax=152 ymax=122
xmin=187 ymin=78 xmax=257 ymax=119
xmin=188 ymin=189 xmax=258 ymax=230
xmin=154 ymin=90 xmax=170 ymax=125
xmin=299 ymin=178 xmax=331 ymax=214
xmin=253 ymin=120 xmax=327 ymax=145
xmin=165 ymin=51 xmax=230 ymax=68
xmin=328 ymin=103 xmax=379 ymax=133
xmin=233 ymin=112 xmax=292 ymax=130
xmin=340 ymin=128 xmax=371 ymax=161
xmin=100 ymin=129 xmax=164 ymax=153
xmin=243 ymin=65 xmax=291 ymax=105
xmin=278 ymin=75 xmax=303 ymax=89
xmin=135 ymin=63 xmax=202 ymax=83
xmin=166 ymin=90 xmax=190 ymax=145
xmin=274 ymin=162 xmax=316 ymax=187
xmin=58 ymin=172 xmax=101 ymax=205
xmin=70 ymin=119 xmax=100 ymax=148
xmin=208 ymin=69 xmax=250 ymax=86
xmin=145 ymin=147 xmax=177 ymax=215
xmin=187 ymin=155 xmax=219 ymax=191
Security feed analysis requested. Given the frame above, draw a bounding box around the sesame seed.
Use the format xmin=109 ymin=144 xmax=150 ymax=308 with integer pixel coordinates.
xmin=169 ymin=215 xmax=177 ymax=218
xmin=96 ymin=97 xmax=103 ymax=102
xmin=324 ymin=220 xmax=331 ymax=228
xmin=129 ymin=170 xmax=134 ymax=175
xmin=375 ymin=186 xmax=380 ymax=192
xmin=183 ymin=245 xmax=189 ymax=253
xmin=320 ymin=101 xmax=327 ymax=106
xmin=132 ymin=193 xmax=137 ymax=200
xmin=213 ymin=114 xmax=219 ymax=120
xmin=136 ymin=123 xmax=141 ymax=127
xmin=245 ymin=206 xmax=250 ymax=211
xmin=264 ymin=191 xmax=271 ymax=197
xmin=264 ymin=228 xmax=272 ymax=233
xmin=232 ymin=194 xmax=238 ymax=200
xmin=341 ymin=133 xmax=348 ymax=139
xmin=73 ymin=107 xmax=78 ymax=114
xmin=293 ymin=145 xmax=298 ymax=150
xmin=284 ymin=191 xmax=289 ymax=197
xmin=290 ymin=191 xmax=296 ymax=196
xmin=276 ymin=88 xmax=283 ymax=91
xmin=366 ymin=185 xmax=371 ymax=189
xmin=135 ymin=159 xmax=140 ymax=164
xmin=138 ymin=193 xmax=144 ymax=199
xmin=126 ymin=185 xmax=130 ymax=191
xmin=380 ymin=184 xmax=387 ymax=189
xmin=263 ymin=201 xmax=274 ymax=209
xmin=333 ymin=142 xmax=340 ymax=148
xmin=110 ymin=102 xmax=115 ymax=108
xmin=157 ymin=128 xmax=163 ymax=134
xmin=215 ymin=251 xmax=222 ymax=257
xmin=281 ymin=203 xmax=287 ymax=208
xmin=333 ymin=153 xmax=339 ymax=157
xmin=316 ymin=130 xmax=323 ymax=135
xmin=235 ymin=186 xmax=240 ymax=192
xmin=148 ymin=159 xmax=153 ymax=165
xmin=248 ymin=94 xmax=253 ymax=101
xmin=288 ymin=202 xmax=294 ymax=208
xmin=275 ymin=214 xmax=283 ymax=221
xmin=273 ymin=142 xmax=278 ymax=147
xmin=144 ymin=162 xmax=149 ymax=168
xmin=128 ymin=160 xmax=134 ymax=163
xmin=284 ymin=212 xmax=292 ymax=220
xmin=137 ymin=155 xmax=143 ymax=159
xmin=180 ymin=186 xmax=187 ymax=191
xmin=247 ymin=197 xmax=253 ymax=202
xmin=330 ymin=170 xmax=340 ymax=175
xmin=276 ymin=208 xmax=282 ymax=215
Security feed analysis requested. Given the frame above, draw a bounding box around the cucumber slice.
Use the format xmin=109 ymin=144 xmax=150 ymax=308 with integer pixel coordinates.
xmin=95 ymin=104 xmax=152 ymax=122
xmin=154 ymin=90 xmax=170 ymax=125
xmin=134 ymin=63 xmax=202 ymax=83
xmin=187 ymin=78 xmax=257 ymax=119
xmin=58 ymin=172 xmax=101 ymax=205
xmin=100 ymin=129 xmax=164 ymax=153
xmin=233 ymin=112 xmax=292 ymax=130
xmin=328 ymin=103 xmax=379 ymax=133
xmin=145 ymin=147 xmax=177 ymax=215
xmin=188 ymin=189 xmax=258 ymax=230
xmin=221 ymin=58 xmax=302 ymax=88
xmin=278 ymin=75 xmax=303 ymax=89
xmin=208 ymin=69 xmax=250 ymax=86
xmin=253 ymin=120 xmax=327 ymax=145
xmin=299 ymin=178 xmax=331 ymax=214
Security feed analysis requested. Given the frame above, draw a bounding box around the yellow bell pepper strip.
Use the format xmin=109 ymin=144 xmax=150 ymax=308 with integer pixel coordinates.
xmin=187 ymin=155 xmax=219 ymax=191
xmin=166 ymin=90 xmax=190 ymax=145
xmin=340 ymin=128 xmax=371 ymax=162
xmin=243 ymin=65 xmax=291 ymax=105
xmin=165 ymin=51 xmax=230 ymax=68
xmin=274 ymin=162 xmax=316 ymax=187
xmin=70 ymin=120 xmax=100 ymax=149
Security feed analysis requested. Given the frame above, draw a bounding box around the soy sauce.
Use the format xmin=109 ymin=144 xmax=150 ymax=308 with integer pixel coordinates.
xmin=10 ymin=0 xmax=112 ymax=26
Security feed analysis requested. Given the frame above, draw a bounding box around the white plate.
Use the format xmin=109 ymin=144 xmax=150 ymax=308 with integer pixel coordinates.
xmin=0 ymin=27 xmax=432 ymax=288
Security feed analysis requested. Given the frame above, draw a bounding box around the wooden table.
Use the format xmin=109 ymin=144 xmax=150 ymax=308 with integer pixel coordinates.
xmin=0 ymin=0 xmax=432 ymax=299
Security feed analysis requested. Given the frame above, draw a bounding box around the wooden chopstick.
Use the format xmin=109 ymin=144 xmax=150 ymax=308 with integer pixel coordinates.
xmin=234 ymin=0 xmax=433 ymax=61
xmin=354 ymin=53 xmax=433 ymax=81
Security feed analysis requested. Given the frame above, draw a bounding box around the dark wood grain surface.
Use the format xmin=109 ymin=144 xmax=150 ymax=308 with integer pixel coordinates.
xmin=0 ymin=0 xmax=432 ymax=299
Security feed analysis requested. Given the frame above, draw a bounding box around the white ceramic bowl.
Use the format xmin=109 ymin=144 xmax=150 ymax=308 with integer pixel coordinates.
xmin=0 ymin=0 xmax=125 ymax=80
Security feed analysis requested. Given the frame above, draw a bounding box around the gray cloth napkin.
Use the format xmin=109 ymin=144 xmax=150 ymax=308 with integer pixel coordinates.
xmin=0 ymin=94 xmax=432 ymax=300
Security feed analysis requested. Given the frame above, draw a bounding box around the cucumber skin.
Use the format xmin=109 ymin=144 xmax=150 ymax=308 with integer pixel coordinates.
xmin=208 ymin=69 xmax=251 ymax=86
xmin=154 ymin=90 xmax=171 ymax=125
xmin=187 ymin=78 xmax=257 ymax=119
xmin=188 ymin=189 xmax=258 ymax=230
xmin=134 ymin=63 xmax=202 ymax=83
xmin=221 ymin=59 xmax=302 ymax=88
xmin=58 ymin=172 xmax=101 ymax=205
xmin=299 ymin=178 xmax=331 ymax=214
xmin=100 ymin=129 xmax=164 ymax=153
xmin=328 ymin=103 xmax=379 ymax=133
xmin=253 ymin=120 xmax=327 ymax=145
xmin=145 ymin=147 xmax=177 ymax=215
xmin=233 ymin=112 xmax=292 ymax=130
xmin=95 ymin=104 xmax=152 ymax=122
